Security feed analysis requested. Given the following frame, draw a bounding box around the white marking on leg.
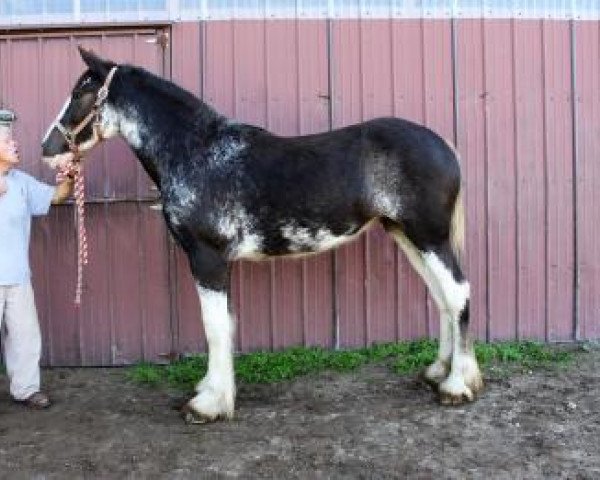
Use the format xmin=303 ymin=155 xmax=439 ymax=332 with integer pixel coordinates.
xmin=422 ymin=252 xmax=469 ymax=315
xmin=439 ymin=317 xmax=480 ymax=402
xmin=437 ymin=312 xmax=452 ymax=362
xmin=189 ymin=286 xmax=236 ymax=420
xmin=422 ymin=252 xmax=482 ymax=400
xmin=388 ymin=230 xmax=451 ymax=383
xmin=424 ymin=311 xmax=452 ymax=383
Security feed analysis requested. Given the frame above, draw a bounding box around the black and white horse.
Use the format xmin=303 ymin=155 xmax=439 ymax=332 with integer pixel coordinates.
xmin=42 ymin=47 xmax=483 ymax=422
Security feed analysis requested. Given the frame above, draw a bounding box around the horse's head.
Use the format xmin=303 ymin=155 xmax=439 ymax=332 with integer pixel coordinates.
xmin=42 ymin=47 xmax=119 ymax=170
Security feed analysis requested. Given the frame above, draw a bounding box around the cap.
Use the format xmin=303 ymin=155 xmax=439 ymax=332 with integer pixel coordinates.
xmin=0 ymin=109 xmax=16 ymax=126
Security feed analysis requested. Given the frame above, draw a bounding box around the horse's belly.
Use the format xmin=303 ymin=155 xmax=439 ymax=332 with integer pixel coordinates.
xmin=230 ymin=220 xmax=375 ymax=261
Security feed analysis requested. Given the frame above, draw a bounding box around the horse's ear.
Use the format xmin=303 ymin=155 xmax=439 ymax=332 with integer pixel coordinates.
xmin=78 ymin=46 xmax=116 ymax=78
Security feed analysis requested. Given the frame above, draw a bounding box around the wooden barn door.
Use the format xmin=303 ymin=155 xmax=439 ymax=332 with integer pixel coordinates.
xmin=0 ymin=27 xmax=173 ymax=366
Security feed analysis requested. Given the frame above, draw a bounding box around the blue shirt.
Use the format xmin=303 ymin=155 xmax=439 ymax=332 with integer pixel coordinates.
xmin=0 ymin=169 xmax=55 ymax=285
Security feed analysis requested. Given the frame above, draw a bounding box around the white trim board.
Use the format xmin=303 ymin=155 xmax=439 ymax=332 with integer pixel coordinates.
xmin=0 ymin=1 xmax=598 ymax=28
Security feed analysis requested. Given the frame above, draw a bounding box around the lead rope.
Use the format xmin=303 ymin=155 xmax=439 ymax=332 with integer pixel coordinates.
xmin=57 ymin=162 xmax=88 ymax=304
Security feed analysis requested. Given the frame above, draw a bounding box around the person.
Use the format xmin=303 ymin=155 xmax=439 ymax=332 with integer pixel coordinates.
xmin=0 ymin=108 xmax=73 ymax=409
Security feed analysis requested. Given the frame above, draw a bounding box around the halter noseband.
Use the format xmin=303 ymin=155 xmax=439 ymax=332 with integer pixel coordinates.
xmin=55 ymin=66 xmax=118 ymax=158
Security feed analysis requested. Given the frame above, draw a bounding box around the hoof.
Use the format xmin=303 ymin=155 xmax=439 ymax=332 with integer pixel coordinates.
xmin=438 ymin=376 xmax=477 ymax=406
xmin=467 ymin=374 xmax=485 ymax=397
xmin=422 ymin=359 xmax=450 ymax=390
xmin=180 ymin=388 xmax=235 ymax=424
xmin=420 ymin=370 xmax=442 ymax=393
xmin=437 ymin=353 xmax=484 ymax=405
xmin=439 ymin=389 xmax=474 ymax=406
xmin=181 ymin=402 xmax=226 ymax=425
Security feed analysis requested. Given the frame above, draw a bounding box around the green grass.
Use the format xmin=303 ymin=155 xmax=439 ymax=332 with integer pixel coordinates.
xmin=127 ymin=340 xmax=575 ymax=391
xmin=475 ymin=341 xmax=572 ymax=365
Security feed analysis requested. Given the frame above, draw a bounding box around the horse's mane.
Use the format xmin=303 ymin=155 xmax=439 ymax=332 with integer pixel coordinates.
xmin=120 ymin=63 xmax=219 ymax=121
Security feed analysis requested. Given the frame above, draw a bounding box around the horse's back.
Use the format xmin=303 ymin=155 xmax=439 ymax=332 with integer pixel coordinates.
xmin=242 ymin=116 xmax=458 ymax=179
xmin=236 ymin=116 xmax=461 ymax=217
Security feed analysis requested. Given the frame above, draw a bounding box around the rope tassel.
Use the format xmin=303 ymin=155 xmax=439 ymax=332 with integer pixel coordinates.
xmin=57 ymin=162 xmax=88 ymax=305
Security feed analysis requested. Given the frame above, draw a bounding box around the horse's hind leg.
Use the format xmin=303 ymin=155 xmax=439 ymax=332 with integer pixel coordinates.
xmin=383 ymin=221 xmax=483 ymax=404
xmin=181 ymin=242 xmax=235 ymax=423
xmin=385 ymin=226 xmax=452 ymax=385
xmin=421 ymin=242 xmax=483 ymax=404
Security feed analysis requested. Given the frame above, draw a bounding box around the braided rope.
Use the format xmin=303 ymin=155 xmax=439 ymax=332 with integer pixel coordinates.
xmin=57 ymin=162 xmax=87 ymax=304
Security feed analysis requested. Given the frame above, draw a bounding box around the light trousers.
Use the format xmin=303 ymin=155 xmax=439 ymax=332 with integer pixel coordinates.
xmin=0 ymin=281 xmax=41 ymax=400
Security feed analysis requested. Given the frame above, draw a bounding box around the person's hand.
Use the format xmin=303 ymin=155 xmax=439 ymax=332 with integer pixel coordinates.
xmin=51 ymin=176 xmax=75 ymax=204
xmin=0 ymin=175 xmax=7 ymax=196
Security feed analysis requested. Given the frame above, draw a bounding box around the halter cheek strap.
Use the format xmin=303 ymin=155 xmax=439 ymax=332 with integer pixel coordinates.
xmin=56 ymin=66 xmax=118 ymax=157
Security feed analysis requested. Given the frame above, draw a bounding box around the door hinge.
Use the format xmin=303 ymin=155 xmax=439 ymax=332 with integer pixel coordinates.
xmin=146 ymin=31 xmax=169 ymax=49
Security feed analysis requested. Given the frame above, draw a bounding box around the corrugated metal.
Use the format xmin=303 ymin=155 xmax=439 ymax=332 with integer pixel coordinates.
xmin=455 ymin=19 xmax=488 ymax=341
xmin=455 ymin=18 xmax=577 ymax=343
xmin=513 ymin=20 xmax=546 ymax=340
xmin=543 ymin=20 xmax=574 ymax=341
xmin=78 ymin=205 xmax=113 ymax=366
xmin=1 ymin=15 xmax=598 ymax=365
xmin=574 ymin=20 xmax=600 ymax=340
xmin=482 ymin=20 xmax=518 ymax=340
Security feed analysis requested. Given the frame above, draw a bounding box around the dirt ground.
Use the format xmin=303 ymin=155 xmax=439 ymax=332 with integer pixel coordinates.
xmin=1 ymin=346 xmax=599 ymax=479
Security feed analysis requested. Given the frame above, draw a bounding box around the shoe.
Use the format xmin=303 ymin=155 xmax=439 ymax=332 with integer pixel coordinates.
xmin=14 ymin=391 xmax=51 ymax=409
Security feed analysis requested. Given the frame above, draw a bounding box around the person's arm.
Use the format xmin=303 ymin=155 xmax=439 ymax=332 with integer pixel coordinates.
xmin=51 ymin=177 xmax=74 ymax=204
xmin=22 ymin=171 xmax=65 ymax=216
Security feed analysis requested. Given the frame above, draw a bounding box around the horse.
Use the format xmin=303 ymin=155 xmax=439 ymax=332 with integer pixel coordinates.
xmin=41 ymin=47 xmax=483 ymax=423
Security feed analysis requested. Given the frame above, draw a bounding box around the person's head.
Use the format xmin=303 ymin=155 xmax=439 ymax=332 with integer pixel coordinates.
xmin=0 ymin=109 xmax=19 ymax=172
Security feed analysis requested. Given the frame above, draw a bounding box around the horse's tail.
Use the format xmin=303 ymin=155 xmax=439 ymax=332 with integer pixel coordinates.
xmin=450 ymin=185 xmax=465 ymax=262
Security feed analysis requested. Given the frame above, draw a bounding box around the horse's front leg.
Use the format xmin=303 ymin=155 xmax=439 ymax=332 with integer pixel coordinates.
xmin=182 ymin=243 xmax=235 ymax=423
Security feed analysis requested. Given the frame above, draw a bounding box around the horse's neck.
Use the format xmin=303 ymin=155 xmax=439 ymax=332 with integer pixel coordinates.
xmin=113 ymin=93 xmax=220 ymax=188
